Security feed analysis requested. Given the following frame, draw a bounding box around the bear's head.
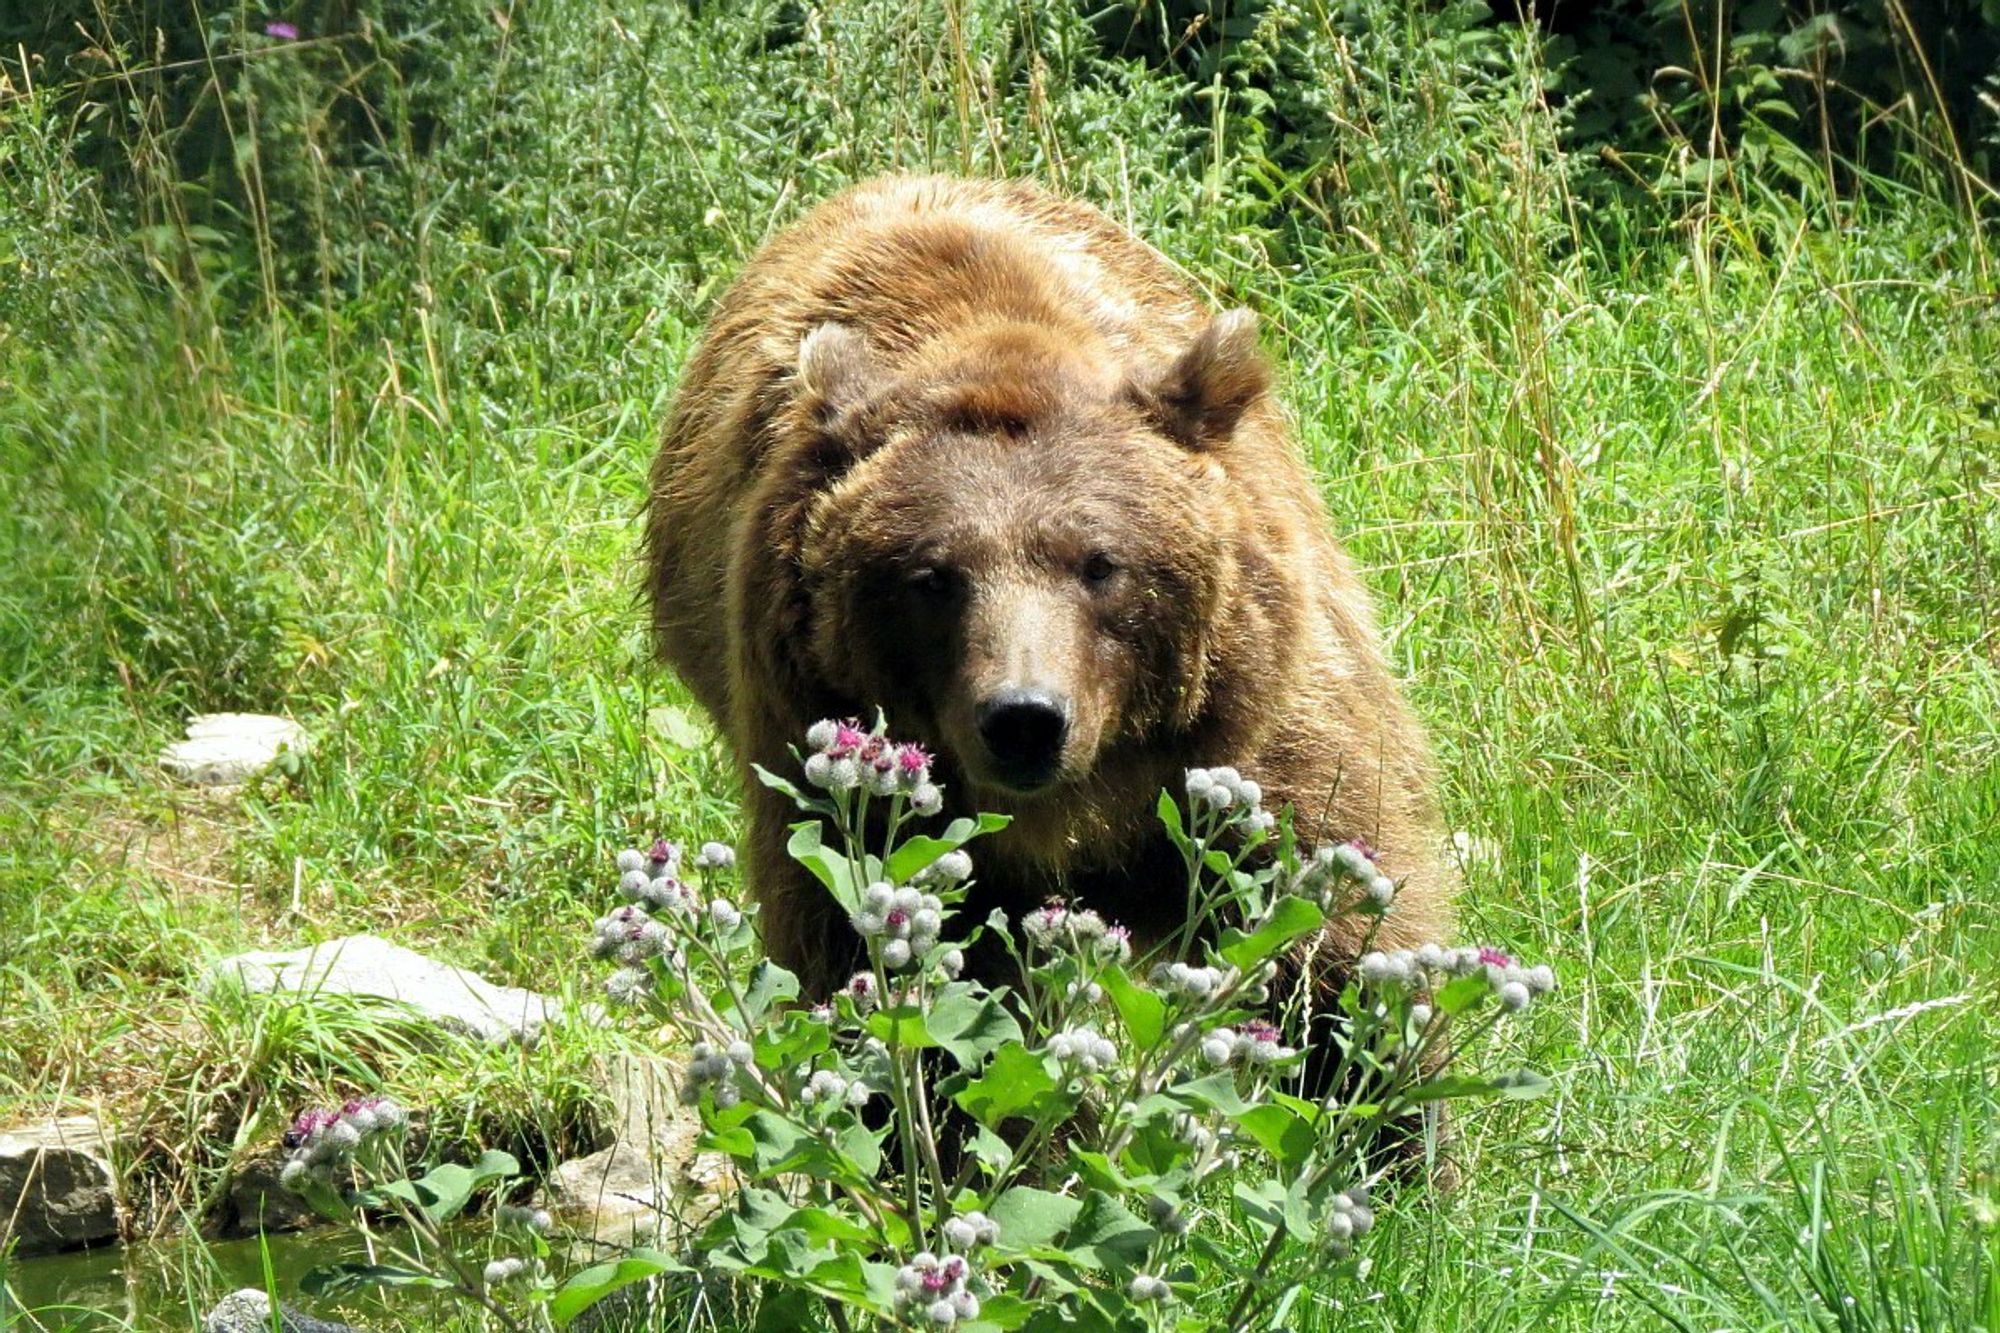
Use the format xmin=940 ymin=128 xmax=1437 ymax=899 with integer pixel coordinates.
xmin=794 ymin=310 xmax=1273 ymax=815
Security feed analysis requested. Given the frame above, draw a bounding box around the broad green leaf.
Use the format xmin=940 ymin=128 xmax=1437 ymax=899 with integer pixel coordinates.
xmin=1068 ymin=1149 xmax=1155 ymax=1194
xmin=1168 ymin=1072 xmax=1253 ymax=1117
xmin=884 ymin=812 xmax=1011 ymax=883
xmin=1100 ymin=965 xmax=1165 ymax=1047
xmin=928 ymin=983 xmax=1025 ymax=1069
xmin=1217 ymin=896 xmax=1324 ymax=971
xmin=865 ymin=1002 xmax=940 ymax=1049
xmin=1064 ymin=1191 xmax=1155 ymax=1270
xmin=786 ymin=821 xmax=862 ymax=912
xmin=1231 ymin=1103 xmax=1316 ymax=1169
xmin=987 ymin=1186 xmax=1083 ymax=1250
xmin=551 ymin=1249 xmax=691 ymax=1324
xmin=398 ymin=1149 xmax=519 ymax=1223
xmin=1434 ymin=972 xmax=1491 ymax=1016
xmin=955 ymin=1043 xmax=1066 ymax=1128
xmin=736 ymin=959 xmax=800 ymax=1026
xmin=750 ymin=1287 xmax=819 ymax=1333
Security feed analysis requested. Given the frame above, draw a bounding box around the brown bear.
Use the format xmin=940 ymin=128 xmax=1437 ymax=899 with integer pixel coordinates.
xmin=645 ymin=175 xmax=1452 ymax=998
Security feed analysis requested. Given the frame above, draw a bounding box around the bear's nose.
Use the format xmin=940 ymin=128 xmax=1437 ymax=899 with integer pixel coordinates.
xmin=974 ymin=688 xmax=1071 ymax=788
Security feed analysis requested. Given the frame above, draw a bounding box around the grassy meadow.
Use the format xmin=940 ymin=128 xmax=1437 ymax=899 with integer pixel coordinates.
xmin=2 ymin=0 xmax=1997 ymax=1327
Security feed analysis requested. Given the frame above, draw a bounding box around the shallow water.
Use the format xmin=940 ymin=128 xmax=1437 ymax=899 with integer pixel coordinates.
xmin=1 ymin=1227 xmax=432 ymax=1331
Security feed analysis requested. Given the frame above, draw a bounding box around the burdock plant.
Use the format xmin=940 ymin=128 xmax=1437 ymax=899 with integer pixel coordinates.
xmin=285 ymin=716 xmax=1553 ymax=1331
xmin=556 ymin=718 xmax=1555 ymax=1329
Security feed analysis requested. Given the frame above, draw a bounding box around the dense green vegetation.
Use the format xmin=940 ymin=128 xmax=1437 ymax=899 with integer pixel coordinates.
xmin=2 ymin=0 xmax=1995 ymax=1328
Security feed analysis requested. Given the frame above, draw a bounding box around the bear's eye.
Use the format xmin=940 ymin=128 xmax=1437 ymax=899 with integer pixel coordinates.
xmin=906 ymin=564 xmax=959 ymax=599
xmin=1080 ymin=551 xmax=1121 ymax=589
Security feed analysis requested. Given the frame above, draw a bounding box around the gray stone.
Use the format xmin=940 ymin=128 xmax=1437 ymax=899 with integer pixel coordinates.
xmin=0 ymin=1115 xmax=120 ymax=1254
xmin=204 ymin=1290 xmax=368 ymax=1333
xmin=541 ymin=1053 xmax=730 ymax=1246
xmin=161 ymin=712 xmax=308 ymax=786
xmin=208 ymin=935 xmax=570 ymax=1046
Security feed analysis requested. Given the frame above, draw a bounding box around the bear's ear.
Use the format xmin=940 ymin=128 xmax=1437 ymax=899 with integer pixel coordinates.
xmin=796 ymin=322 xmax=879 ymax=445
xmin=1133 ymin=308 xmax=1270 ymax=449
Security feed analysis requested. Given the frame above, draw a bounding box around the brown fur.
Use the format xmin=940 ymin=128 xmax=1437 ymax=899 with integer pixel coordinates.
xmin=645 ymin=175 xmax=1453 ymax=996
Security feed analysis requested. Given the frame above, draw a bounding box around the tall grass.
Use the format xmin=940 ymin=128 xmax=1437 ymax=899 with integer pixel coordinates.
xmin=2 ymin=0 xmax=1995 ymax=1328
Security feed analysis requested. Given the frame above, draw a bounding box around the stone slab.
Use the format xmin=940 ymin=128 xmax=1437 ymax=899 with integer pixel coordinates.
xmin=208 ymin=934 xmax=569 ymax=1046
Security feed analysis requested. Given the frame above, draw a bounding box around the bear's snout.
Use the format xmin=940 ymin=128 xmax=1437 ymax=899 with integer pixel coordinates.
xmin=973 ymin=687 xmax=1071 ymax=790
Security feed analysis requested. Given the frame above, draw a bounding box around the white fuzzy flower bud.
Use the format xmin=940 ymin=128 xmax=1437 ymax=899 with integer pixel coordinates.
xmin=1128 ymin=1274 xmax=1171 ymax=1303
xmin=1200 ymin=1030 xmax=1237 ymax=1066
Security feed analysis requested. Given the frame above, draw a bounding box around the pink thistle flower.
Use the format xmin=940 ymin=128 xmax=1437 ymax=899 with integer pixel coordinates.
xmin=1478 ymin=946 xmax=1514 ymax=969
xmin=830 ymin=723 xmax=867 ymax=757
xmin=264 ymin=20 xmax=299 ymax=39
xmin=1346 ymin=837 xmax=1378 ymax=862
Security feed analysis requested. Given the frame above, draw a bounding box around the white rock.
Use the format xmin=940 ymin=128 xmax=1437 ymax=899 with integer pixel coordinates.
xmin=207 ymin=935 xmax=569 ymax=1046
xmin=540 ymin=1053 xmax=729 ymax=1245
xmin=0 ymin=1115 xmax=120 ymax=1254
xmin=204 ymin=1290 xmax=368 ymax=1333
xmin=160 ymin=713 xmax=308 ymax=786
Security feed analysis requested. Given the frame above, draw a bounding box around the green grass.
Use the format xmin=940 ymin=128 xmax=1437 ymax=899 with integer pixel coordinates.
xmin=2 ymin=0 xmax=1997 ymax=1328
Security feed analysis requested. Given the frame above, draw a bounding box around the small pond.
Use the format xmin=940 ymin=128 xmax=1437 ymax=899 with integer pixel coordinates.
xmin=2 ymin=1228 xmax=437 ymax=1331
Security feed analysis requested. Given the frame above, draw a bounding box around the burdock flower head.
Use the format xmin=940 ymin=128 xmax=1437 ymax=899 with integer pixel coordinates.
xmin=1046 ymin=1025 xmax=1118 ymax=1075
xmin=851 ymin=881 xmax=946 ymax=969
xmin=893 ymin=1252 xmax=980 ymax=1326
xmin=278 ymin=1096 xmax=406 ymax=1188
xmin=1322 ymin=1183 xmax=1375 ymax=1256
xmin=804 ymin=720 xmax=941 ymax=801
xmin=1184 ymin=766 xmax=1275 ymax=833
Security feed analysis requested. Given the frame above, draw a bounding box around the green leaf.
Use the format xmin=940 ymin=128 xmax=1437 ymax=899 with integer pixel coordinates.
xmin=955 ymin=1043 xmax=1066 ymax=1128
xmin=1434 ymin=973 xmax=1491 ymax=1016
xmin=1232 ymin=1103 xmax=1316 ymax=1169
xmin=928 ymin=983 xmax=1025 ymax=1070
xmin=300 ymin=1263 xmax=453 ymax=1295
xmin=884 ymin=812 xmax=1011 ymax=883
xmin=786 ymin=821 xmax=862 ymax=912
xmin=1099 ymin=965 xmax=1165 ymax=1047
xmin=1217 ymin=896 xmax=1324 ymax=971
xmin=987 ymin=1186 xmax=1083 ymax=1250
xmin=750 ymin=1287 xmax=819 ymax=1333
xmin=736 ymin=959 xmax=800 ymax=1026
xmin=864 ymin=1002 xmax=940 ymax=1049
xmin=1064 ymin=1191 xmax=1155 ymax=1270
xmin=1403 ymin=1073 xmax=1499 ymax=1103
xmin=1168 ymin=1072 xmax=1254 ymax=1118
xmin=1156 ymin=789 xmax=1192 ymax=856
xmin=393 ymin=1149 xmax=519 ymax=1223
xmin=552 ymin=1249 xmax=691 ymax=1324
xmin=1492 ymin=1068 xmax=1552 ymax=1099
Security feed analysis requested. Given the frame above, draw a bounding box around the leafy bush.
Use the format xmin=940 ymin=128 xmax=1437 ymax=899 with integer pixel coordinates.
xmin=283 ymin=717 xmax=1554 ymax=1330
